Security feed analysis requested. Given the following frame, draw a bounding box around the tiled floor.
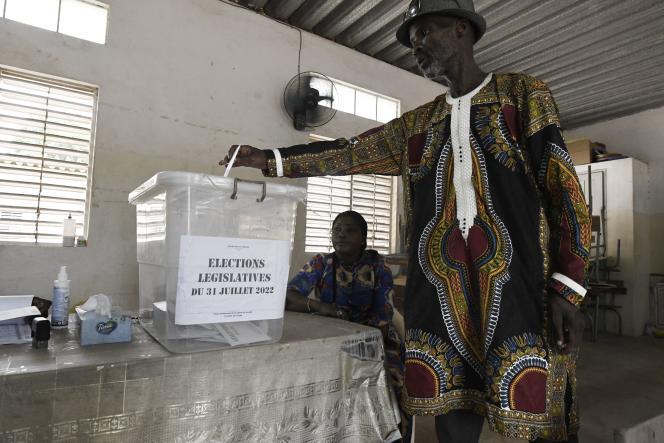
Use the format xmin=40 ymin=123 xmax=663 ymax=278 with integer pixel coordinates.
xmin=414 ymin=334 xmax=664 ymax=442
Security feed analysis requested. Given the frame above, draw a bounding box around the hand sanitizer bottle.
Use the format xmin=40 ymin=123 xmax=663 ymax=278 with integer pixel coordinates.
xmin=52 ymin=266 xmax=70 ymax=328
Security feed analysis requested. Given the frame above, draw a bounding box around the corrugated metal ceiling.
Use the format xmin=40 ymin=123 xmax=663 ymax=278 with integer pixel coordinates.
xmin=231 ymin=0 xmax=664 ymax=128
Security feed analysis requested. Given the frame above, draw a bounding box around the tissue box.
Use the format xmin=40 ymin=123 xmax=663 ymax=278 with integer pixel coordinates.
xmin=75 ymin=308 xmax=132 ymax=346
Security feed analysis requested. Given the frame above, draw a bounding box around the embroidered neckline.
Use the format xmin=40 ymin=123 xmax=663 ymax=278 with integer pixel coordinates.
xmin=446 ymin=73 xmax=494 ymax=104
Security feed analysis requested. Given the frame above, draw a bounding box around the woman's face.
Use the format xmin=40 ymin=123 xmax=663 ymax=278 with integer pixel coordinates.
xmin=331 ymin=216 xmax=365 ymax=256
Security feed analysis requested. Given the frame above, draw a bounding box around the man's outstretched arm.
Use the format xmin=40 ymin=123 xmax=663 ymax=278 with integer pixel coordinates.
xmin=220 ymin=118 xmax=409 ymax=178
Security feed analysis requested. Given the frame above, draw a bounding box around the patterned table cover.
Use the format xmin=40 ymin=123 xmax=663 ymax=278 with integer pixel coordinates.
xmin=0 ymin=312 xmax=399 ymax=442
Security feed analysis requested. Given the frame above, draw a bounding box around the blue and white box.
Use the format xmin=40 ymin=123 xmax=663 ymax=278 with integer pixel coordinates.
xmin=75 ymin=307 xmax=132 ymax=346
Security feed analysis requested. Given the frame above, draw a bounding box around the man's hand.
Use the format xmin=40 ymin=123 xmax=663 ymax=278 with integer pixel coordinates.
xmin=219 ymin=145 xmax=268 ymax=170
xmin=549 ymin=292 xmax=585 ymax=354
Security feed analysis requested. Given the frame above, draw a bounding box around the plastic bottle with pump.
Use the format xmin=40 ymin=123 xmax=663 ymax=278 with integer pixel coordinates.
xmin=52 ymin=266 xmax=70 ymax=328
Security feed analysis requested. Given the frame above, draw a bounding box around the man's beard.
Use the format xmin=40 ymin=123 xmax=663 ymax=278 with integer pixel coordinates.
xmin=416 ymin=48 xmax=452 ymax=82
xmin=420 ymin=60 xmax=447 ymax=81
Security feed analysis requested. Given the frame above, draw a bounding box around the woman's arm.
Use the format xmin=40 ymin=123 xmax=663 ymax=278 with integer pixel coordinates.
xmin=285 ymin=254 xmax=340 ymax=318
xmin=285 ymin=289 xmax=337 ymax=317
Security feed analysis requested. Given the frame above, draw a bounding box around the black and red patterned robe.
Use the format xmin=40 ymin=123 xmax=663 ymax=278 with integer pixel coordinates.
xmin=263 ymin=73 xmax=591 ymax=441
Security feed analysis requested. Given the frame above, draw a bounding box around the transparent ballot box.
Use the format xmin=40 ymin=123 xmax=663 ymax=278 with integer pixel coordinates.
xmin=129 ymin=172 xmax=306 ymax=353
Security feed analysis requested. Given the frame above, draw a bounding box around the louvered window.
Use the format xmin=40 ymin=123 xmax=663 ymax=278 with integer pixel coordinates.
xmin=305 ymin=173 xmax=394 ymax=255
xmin=304 ymin=78 xmax=400 ymax=255
xmin=0 ymin=68 xmax=96 ymax=245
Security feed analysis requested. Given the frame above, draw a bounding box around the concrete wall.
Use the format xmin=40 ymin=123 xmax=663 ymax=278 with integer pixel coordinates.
xmin=567 ymin=107 xmax=664 ymax=335
xmin=0 ymin=0 xmax=443 ymax=308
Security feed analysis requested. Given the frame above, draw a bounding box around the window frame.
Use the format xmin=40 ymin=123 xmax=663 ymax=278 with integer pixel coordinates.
xmin=0 ymin=65 xmax=98 ymax=246
xmin=304 ymin=134 xmax=398 ymax=255
xmin=1 ymin=0 xmax=109 ymax=45
xmin=321 ymin=76 xmax=401 ymax=124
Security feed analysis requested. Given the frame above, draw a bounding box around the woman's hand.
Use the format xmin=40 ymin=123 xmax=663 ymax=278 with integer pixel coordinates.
xmin=219 ymin=145 xmax=268 ymax=169
xmin=284 ymin=290 xmax=349 ymax=320
xmin=314 ymin=300 xmax=338 ymax=317
xmin=285 ymin=291 xmax=339 ymax=318
xmin=309 ymin=299 xmax=349 ymax=320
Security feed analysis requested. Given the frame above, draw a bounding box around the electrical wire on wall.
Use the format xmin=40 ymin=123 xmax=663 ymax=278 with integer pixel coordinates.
xmin=297 ymin=27 xmax=303 ymax=76
xmin=219 ymin=0 xmax=305 ymax=77
xmin=217 ymin=0 xmax=306 ymax=107
xmin=296 ymin=27 xmax=303 ymax=107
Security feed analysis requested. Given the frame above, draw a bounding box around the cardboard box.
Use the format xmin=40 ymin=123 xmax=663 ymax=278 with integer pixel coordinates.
xmin=566 ymin=138 xmax=593 ymax=165
xmin=75 ymin=307 xmax=132 ymax=346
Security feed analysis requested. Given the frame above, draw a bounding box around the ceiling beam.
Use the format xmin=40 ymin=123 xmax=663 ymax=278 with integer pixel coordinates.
xmin=560 ymin=76 xmax=664 ymax=117
xmin=514 ymin=15 xmax=664 ymax=83
xmin=245 ymin=0 xmax=270 ymax=9
xmin=264 ymin=0 xmax=306 ymax=21
xmin=289 ymin=0 xmax=345 ymax=30
xmin=315 ymin=0 xmax=382 ymax=40
xmin=479 ymin=0 xmax=654 ymax=72
xmin=550 ymin=48 xmax=664 ymax=100
xmin=354 ymin=16 xmax=403 ymax=56
xmin=374 ymin=42 xmax=410 ymax=65
xmin=564 ymin=96 xmax=664 ymax=128
xmin=473 ymin=0 xmax=546 ymax=52
xmin=336 ymin=0 xmax=406 ymax=48
xmin=563 ymin=92 xmax=664 ymax=128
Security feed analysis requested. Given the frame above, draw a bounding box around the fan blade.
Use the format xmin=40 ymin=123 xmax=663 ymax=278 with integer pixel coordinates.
xmin=308 ymin=76 xmax=333 ymax=98
xmin=318 ymin=95 xmax=334 ymax=107
xmin=306 ymin=106 xmax=335 ymax=127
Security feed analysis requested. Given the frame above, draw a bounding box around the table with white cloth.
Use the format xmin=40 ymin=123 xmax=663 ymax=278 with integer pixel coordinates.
xmin=0 ymin=312 xmax=400 ymax=442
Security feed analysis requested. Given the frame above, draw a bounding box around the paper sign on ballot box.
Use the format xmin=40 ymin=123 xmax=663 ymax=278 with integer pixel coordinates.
xmin=175 ymin=235 xmax=290 ymax=325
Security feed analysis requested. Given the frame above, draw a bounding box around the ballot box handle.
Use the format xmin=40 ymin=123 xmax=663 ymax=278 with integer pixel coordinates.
xmin=230 ymin=178 xmax=267 ymax=203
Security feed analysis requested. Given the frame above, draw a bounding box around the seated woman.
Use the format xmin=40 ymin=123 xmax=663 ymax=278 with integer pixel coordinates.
xmin=286 ymin=210 xmax=409 ymax=439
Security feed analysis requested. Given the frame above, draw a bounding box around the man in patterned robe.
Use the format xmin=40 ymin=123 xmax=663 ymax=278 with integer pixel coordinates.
xmin=221 ymin=1 xmax=590 ymax=441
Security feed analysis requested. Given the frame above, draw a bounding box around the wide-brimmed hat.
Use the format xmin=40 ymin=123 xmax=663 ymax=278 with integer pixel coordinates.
xmin=396 ymin=0 xmax=486 ymax=47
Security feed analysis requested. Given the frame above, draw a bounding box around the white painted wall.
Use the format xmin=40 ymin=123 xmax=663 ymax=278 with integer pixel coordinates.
xmin=576 ymin=159 xmax=650 ymax=336
xmin=0 ymin=0 xmax=443 ymax=308
xmin=567 ymin=106 xmax=664 ymax=335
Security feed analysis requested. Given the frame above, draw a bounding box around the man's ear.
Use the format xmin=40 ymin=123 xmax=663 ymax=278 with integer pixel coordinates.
xmin=455 ymin=19 xmax=470 ymax=40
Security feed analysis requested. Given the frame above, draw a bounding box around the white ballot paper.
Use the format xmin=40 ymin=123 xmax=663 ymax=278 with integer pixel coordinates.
xmin=0 ymin=305 xmax=40 ymax=345
xmin=0 ymin=306 xmax=41 ymax=323
xmin=175 ymin=235 xmax=290 ymax=325
xmin=0 ymin=324 xmax=32 ymax=345
xmin=215 ymin=322 xmax=272 ymax=347
xmin=0 ymin=295 xmax=34 ymax=311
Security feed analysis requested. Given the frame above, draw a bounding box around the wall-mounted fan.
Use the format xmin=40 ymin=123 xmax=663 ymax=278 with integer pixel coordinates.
xmin=283 ymin=71 xmax=336 ymax=131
